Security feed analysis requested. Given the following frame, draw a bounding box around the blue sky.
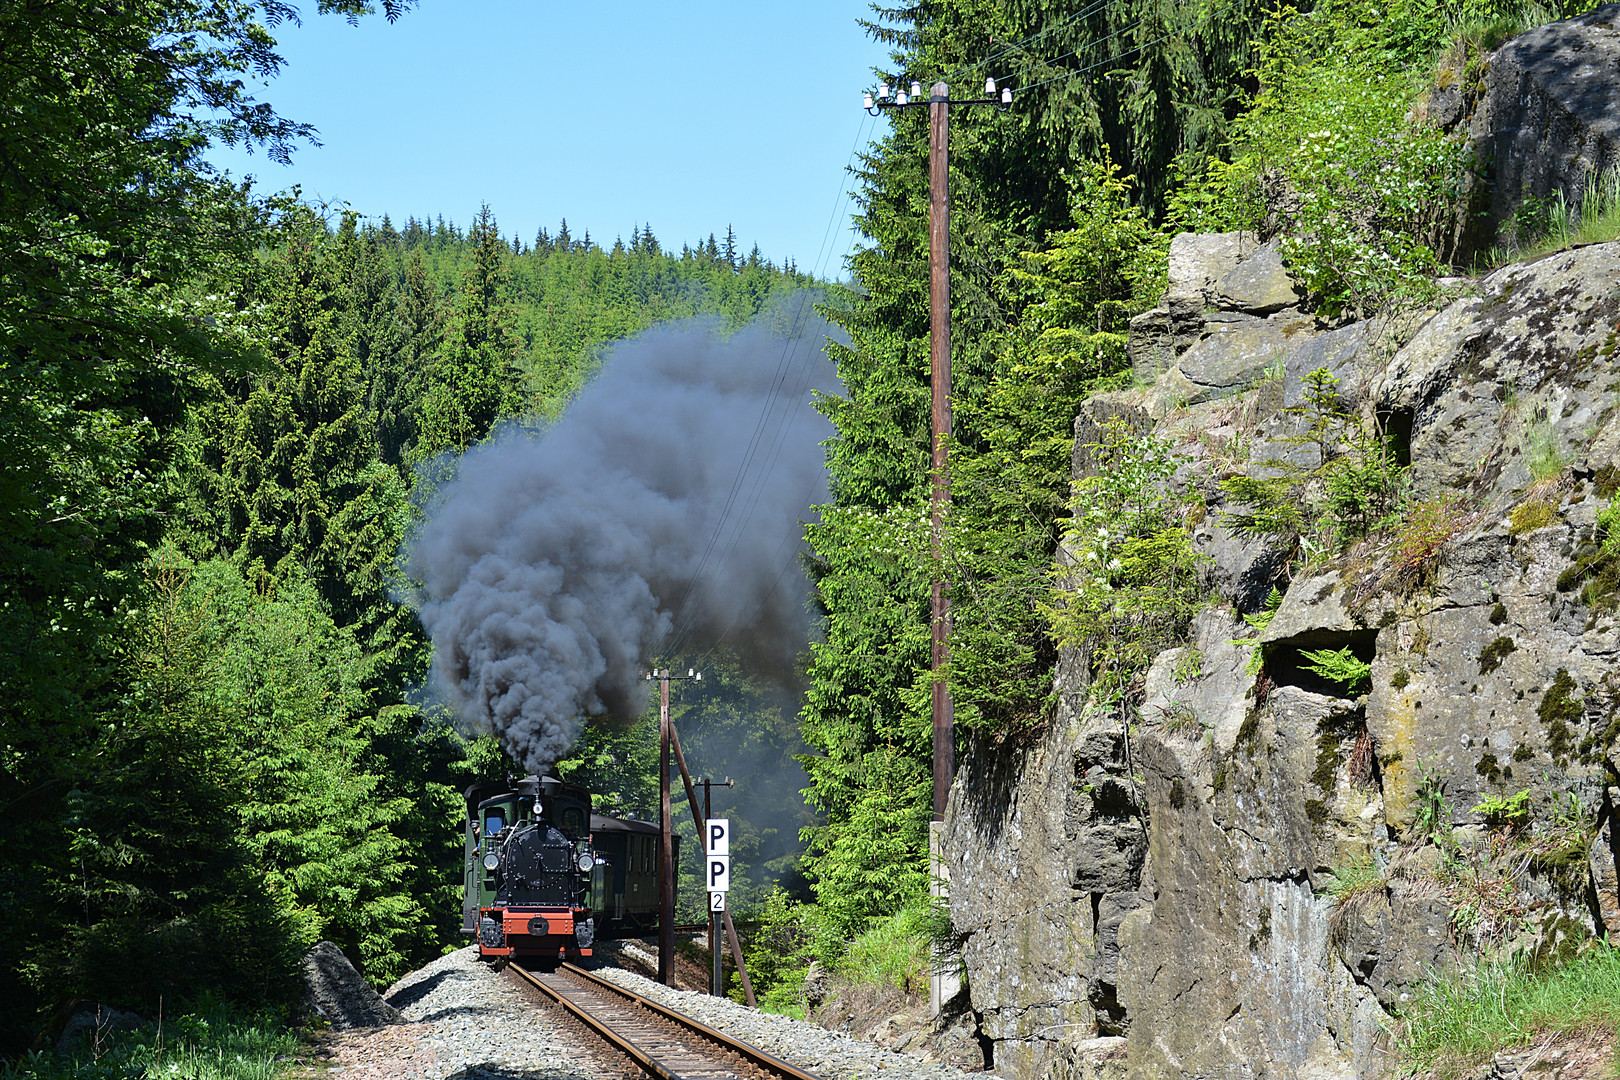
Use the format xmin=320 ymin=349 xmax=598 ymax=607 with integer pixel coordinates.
xmin=208 ymin=2 xmax=893 ymax=278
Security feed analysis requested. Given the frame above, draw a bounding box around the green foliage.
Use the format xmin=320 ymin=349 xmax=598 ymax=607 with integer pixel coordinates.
xmin=1173 ymin=0 xmax=1472 ymax=315
xmin=1398 ymin=943 xmax=1620 ymax=1079
xmin=1491 ymin=164 xmax=1620 ymax=263
xmin=1221 ymin=368 xmax=1406 ymax=567
xmin=1048 ymin=421 xmax=1206 ymax=702
xmin=1471 ymin=788 xmax=1532 ymax=829
xmin=734 ymin=888 xmax=845 ymax=1016
xmin=1244 ymin=586 xmax=1286 ymax=633
xmin=1299 ymin=646 xmax=1372 ymax=694
xmin=799 ymin=746 xmax=934 ymax=936
xmin=1599 ymin=498 xmax=1620 ymax=557
xmin=1413 ymin=766 xmax=1453 ymax=841
xmin=838 ymin=898 xmax=955 ymax=995
xmin=947 ymin=161 xmax=1170 ymax=734
xmin=1322 ymin=856 xmax=1386 ymax=903
xmin=1521 ymin=414 xmax=1568 ymax=482
xmin=2 ymin=995 xmax=300 ymax=1080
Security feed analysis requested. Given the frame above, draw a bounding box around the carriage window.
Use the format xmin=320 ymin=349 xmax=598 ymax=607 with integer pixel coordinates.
xmin=561 ymin=807 xmax=586 ymax=836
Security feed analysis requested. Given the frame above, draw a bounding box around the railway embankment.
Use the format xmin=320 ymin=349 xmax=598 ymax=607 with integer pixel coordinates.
xmin=295 ymin=945 xmax=989 ymax=1080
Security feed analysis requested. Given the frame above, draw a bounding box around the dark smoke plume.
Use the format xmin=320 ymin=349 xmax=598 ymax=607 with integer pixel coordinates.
xmin=408 ymin=297 xmax=836 ymax=771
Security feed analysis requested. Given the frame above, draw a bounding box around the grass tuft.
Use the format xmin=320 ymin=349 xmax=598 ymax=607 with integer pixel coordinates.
xmin=838 ymin=898 xmax=955 ymax=995
xmin=1322 ymin=856 xmax=1388 ymax=945
xmin=1398 ymin=942 xmax=1620 ymax=1079
xmin=1489 ymin=165 xmax=1620 ymax=267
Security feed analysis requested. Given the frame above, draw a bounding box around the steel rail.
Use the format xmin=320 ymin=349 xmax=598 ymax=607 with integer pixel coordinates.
xmin=557 ymin=963 xmax=821 ymax=1080
xmin=507 ymin=962 xmax=679 ymax=1080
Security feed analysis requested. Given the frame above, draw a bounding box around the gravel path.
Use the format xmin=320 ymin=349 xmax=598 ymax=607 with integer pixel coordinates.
xmin=310 ymin=946 xmax=988 ymax=1080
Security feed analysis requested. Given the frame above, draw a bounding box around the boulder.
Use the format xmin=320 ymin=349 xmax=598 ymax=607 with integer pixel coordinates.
xmin=57 ymin=1005 xmax=144 ymax=1053
xmin=1283 ymin=319 xmax=1382 ymax=409
xmin=1483 ymin=4 xmax=1620 ymax=230
xmin=1166 ymin=231 xmax=1257 ymax=316
xmin=1260 ymin=570 xmax=1359 ymax=647
xmin=1166 ymin=315 xmax=1291 ymax=406
xmin=1126 ymin=306 xmax=1202 ymax=382
xmin=1215 ymin=240 xmax=1304 ymax=315
xmin=301 ymin=941 xmax=401 ymax=1029
xmin=1371 ymin=243 xmax=1620 ymax=500
xmin=1192 ymin=515 xmax=1290 ymax=614
xmin=803 ymin=960 xmax=831 ymax=1007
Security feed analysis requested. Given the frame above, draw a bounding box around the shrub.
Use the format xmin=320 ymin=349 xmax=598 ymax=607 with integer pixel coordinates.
xmin=1391 ymin=494 xmax=1471 ymax=576
xmin=837 ymin=898 xmax=956 ymax=997
xmin=1220 ymin=368 xmax=1406 ymax=566
xmin=735 ymin=888 xmax=844 ymax=1017
xmin=1171 ymin=0 xmax=1470 ymax=317
xmin=1471 ymin=788 xmax=1531 ymax=830
xmin=1597 ymin=498 xmax=1620 ymax=556
xmin=1049 ymin=421 xmax=1207 ymax=703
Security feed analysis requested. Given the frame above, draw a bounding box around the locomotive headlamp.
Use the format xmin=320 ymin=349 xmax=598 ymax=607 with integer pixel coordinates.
xmin=482 ymin=851 xmax=500 ymax=871
xmin=576 ymin=852 xmax=593 ymax=873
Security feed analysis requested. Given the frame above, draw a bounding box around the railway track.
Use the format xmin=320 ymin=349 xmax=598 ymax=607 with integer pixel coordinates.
xmin=509 ymin=961 xmax=822 ymax=1080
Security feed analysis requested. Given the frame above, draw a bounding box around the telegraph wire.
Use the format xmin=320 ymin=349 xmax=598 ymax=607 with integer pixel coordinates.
xmin=681 ymin=0 xmax=1240 ymax=664
xmin=938 ymin=0 xmax=1114 ymax=84
xmin=661 ymin=110 xmax=875 ymax=661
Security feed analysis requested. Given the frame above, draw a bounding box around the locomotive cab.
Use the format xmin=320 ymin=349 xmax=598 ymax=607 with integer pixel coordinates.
xmin=462 ymin=774 xmax=596 ymax=963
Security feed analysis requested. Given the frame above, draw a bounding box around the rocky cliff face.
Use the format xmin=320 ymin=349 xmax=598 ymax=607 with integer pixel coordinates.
xmin=1478 ymin=4 xmax=1620 ymax=228
xmin=941 ymin=229 xmax=1620 ymax=1079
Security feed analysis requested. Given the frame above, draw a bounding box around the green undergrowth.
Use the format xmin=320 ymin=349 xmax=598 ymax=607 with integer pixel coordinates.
xmin=736 ymin=891 xmax=954 ymax=1017
xmin=1488 ymin=165 xmax=1620 ymax=267
xmin=1 ymin=997 xmax=300 ymax=1080
xmin=1397 ymin=941 xmax=1620 ymax=1079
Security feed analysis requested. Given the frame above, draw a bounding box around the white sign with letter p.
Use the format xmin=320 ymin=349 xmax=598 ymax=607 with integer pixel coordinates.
xmin=707 ymin=854 xmax=731 ymax=892
xmin=706 ymin=817 xmax=730 ymax=856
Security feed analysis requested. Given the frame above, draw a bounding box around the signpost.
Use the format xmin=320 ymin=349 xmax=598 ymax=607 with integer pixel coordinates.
xmin=705 ymin=816 xmax=730 ymax=997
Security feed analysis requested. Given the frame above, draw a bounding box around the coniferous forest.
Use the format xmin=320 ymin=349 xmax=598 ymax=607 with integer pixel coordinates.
xmin=0 ymin=0 xmax=813 ymax=1052
xmin=6 ymin=0 xmax=1614 ymax=1067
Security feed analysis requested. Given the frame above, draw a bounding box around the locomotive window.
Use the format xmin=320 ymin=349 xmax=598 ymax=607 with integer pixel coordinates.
xmin=560 ymin=807 xmax=585 ymax=836
xmin=485 ymin=814 xmax=505 ymax=835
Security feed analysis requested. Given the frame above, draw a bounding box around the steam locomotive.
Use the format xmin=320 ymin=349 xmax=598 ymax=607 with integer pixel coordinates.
xmin=461 ymin=774 xmax=677 ymax=962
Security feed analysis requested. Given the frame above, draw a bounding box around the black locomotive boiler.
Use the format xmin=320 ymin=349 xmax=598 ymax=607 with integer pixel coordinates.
xmin=462 ymin=774 xmax=677 ymax=961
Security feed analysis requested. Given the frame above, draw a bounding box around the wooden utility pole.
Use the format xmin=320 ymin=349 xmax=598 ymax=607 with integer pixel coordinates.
xmin=671 ymin=727 xmax=756 ymax=1007
xmin=866 ymin=77 xmax=1011 ymax=822
xmin=646 ymin=666 xmax=702 ymax=986
xmin=699 ymin=775 xmax=734 ymax=997
xmin=657 ymin=670 xmax=673 ymax=984
xmin=927 ymin=81 xmax=953 ymax=823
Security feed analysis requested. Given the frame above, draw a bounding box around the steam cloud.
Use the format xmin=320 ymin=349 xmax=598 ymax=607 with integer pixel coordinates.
xmin=409 ymin=298 xmax=836 ymax=771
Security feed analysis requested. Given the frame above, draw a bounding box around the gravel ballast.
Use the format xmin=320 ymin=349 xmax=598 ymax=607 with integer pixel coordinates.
xmin=311 ymin=946 xmax=990 ymax=1080
xmin=589 ymin=963 xmax=986 ymax=1080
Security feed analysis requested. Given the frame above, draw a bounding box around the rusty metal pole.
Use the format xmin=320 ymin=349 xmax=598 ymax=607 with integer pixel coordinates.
xmin=670 ymin=725 xmax=756 ymax=1007
xmin=658 ymin=670 xmax=674 ymax=985
xmin=704 ymin=779 xmax=717 ymax=997
xmin=929 ymin=80 xmax=954 ymax=823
